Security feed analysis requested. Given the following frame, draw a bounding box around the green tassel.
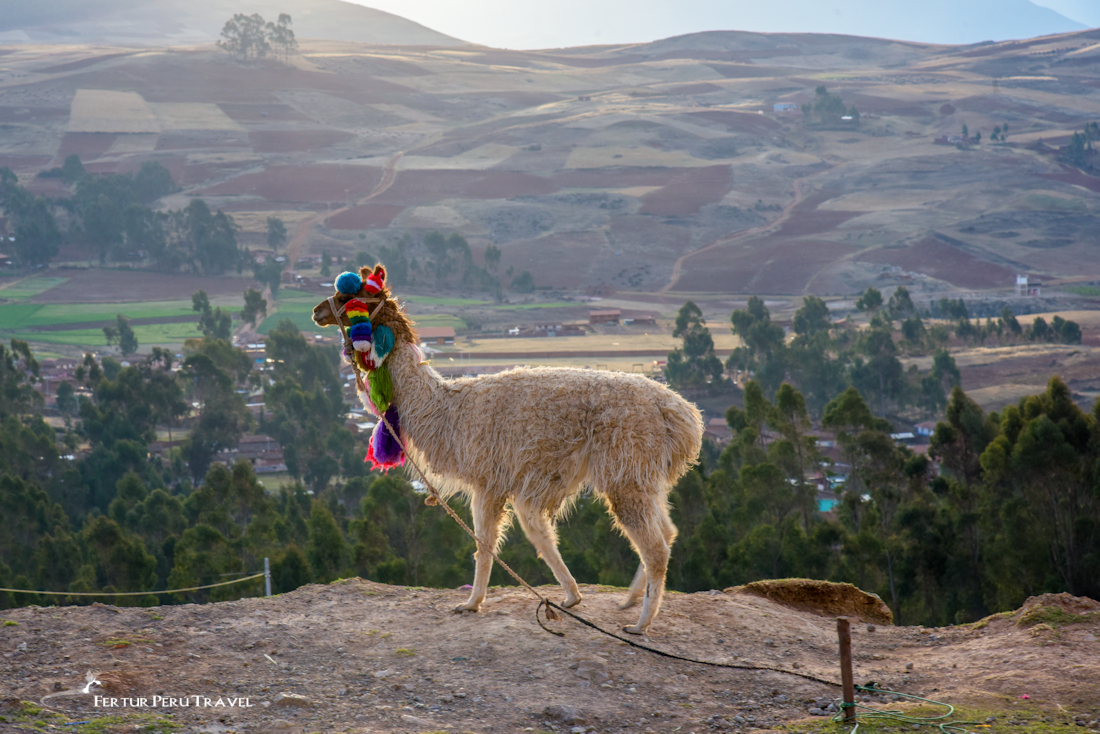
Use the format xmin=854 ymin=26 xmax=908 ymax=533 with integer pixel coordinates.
xmin=368 ymin=363 xmax=394 ymax=414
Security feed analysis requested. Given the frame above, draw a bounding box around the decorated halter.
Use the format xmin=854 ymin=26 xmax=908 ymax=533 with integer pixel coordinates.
xmin=333 ymin=268 xmax=404 ymax=472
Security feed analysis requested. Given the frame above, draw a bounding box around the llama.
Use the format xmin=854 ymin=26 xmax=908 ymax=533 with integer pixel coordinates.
xmin=313 ymin=265 xmax=704 ymax=634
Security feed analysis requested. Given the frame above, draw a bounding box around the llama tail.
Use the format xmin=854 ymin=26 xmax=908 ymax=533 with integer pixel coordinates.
xmin=658 ymin=394 xmax=705 ymax=483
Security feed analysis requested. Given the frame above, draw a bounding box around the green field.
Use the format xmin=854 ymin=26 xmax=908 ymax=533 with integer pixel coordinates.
xmin=410 ymin=314 xmax=466 ymax=329
xmin=490 ymin=301 xmax=580 ymax=311
xmin=5 ymin=322 xmax=205 ymax=347
xmin=0 ymin=300 xmax=204 ymax=329
xmin=0 ymin=298 xmax=242 ymax=350
xmin=403 ymin=295 xmax=491 ymax=307
xmin=258 ymin=300 xmax=325 ymax=334
xmin=0 ymin=276 xmax=70 ymax=300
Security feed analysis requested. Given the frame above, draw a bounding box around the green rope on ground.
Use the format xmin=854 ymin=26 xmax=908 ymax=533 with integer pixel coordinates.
xmin=832 ymin=683 xmax=980 ymax=734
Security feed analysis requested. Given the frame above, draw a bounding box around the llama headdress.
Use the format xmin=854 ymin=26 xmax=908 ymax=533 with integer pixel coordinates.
xmin=332 ymin=265 xmax=404 ymax=471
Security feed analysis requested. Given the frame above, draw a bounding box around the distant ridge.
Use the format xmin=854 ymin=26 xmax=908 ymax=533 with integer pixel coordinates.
xmin=0 ymin=0 xmax=467 ymax=47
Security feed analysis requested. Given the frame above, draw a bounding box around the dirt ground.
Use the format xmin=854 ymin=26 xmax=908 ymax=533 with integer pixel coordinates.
xmin=1 ymin=580 xmax=1098 ymax=734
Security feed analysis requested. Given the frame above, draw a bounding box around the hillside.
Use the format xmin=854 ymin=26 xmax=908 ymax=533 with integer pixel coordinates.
xmin=0 ymin=0 xmax=466 ymax=46
xmin=3 ymin=28 xmax=1100 ymax=303
xmin=1 ymin=580 xmax=1098 ymax=733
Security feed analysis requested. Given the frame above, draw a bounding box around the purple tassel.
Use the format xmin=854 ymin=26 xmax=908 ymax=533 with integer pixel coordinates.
xmin=367 ymin=405 xmax=404 ymax=470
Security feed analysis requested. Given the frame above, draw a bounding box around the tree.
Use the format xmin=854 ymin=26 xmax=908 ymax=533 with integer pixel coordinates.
xmin=886 ymin=286 xmax=915 ymax=321
xmin=792 ymin=295 xmax=831 ymax=338
xmin=217 ymin=13 xmax=270 ymax=61
xmin=266 ymin=217 xmax=287 ymax=250
xmin=174 ymin=199 xmax=241 ymax=276
xmin=483 ymin=244 xmax=501 ymax=272
xmin=179 ymin=353 xmax=251 ymax=483
xmin=511 ymin=270 xmax=535 ymax=293
xmin=855 ymin=287 xmax=884 ymax=314
xmin=240 ymin=288 xmax=267 ymax=328
xmin=60 ymin=153 xmax=85 ymax=183
xmin=267 ymin=13 xmax=298 ymax=61
xmin=253 ymin=255 xmax=286 ymax=297
xmin=102 ymin=315 xmax=139 ymax=356
xmin=665 ymin=302 xmax=724 ymax=390
xmin=728 ymin=297 xmax=787 ymax=394
xmin=802 ymin=85 xmax=856 ymax=126
xmin=263 ymin=319 xmax=353 ymax=492
xmin=307 ymin=502 xmax=348 ymax=583
xmin=133 ymin=161 xmax=176 ymax=203
xmin=55 ymin=380 xmax=77 ymax=419
xmin=8 ymin=194 xmax=62 ymax=266
xmin=1053 ymin=316 xmax=1082 ymax=344
xmin=192 ymin=290 xmax=233 ymax=341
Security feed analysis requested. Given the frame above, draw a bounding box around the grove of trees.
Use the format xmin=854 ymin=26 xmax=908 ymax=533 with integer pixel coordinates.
xmin=0 ymin=159 xmax=244 ymax=273
xmin=802 ymin=85 xmax=860 ymax=126
xmin=359 ymin=230 xmax=529 ymax=302
xmin=217 ymin=13 xmax=298 ymax=62
xmin=1 ymin=290 xmax=1096 ymax=629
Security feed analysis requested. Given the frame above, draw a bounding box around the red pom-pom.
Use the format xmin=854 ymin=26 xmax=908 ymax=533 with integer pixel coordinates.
xmin=363 ymin=266 xmax=386 ymax=295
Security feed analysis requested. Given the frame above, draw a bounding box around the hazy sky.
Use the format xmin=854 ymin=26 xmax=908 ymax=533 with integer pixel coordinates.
xmin=346 ymin=0 xmax=1095 ymax=49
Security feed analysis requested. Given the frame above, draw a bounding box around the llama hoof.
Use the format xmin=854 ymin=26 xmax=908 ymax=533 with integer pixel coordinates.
xmin=621 ymin=624 xmax=648 ymax=636
xmin=618 ymin=597 xmax=639 ymax=610
xmin=453 ymin=602 xmax=480 ymax=613
xmin=562 ymin=593 xmax=582 ymax=609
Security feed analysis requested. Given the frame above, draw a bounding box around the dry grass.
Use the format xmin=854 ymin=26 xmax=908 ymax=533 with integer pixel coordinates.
xmin=227 ymin=210 xmax=317 ymax=234
xmin=68 ymin=89 xmax=158 ymax=133
xmin=150 ymin=102 xmax=242 ymax=131
xmin=565 ymin=145 xmax=714 ymax=169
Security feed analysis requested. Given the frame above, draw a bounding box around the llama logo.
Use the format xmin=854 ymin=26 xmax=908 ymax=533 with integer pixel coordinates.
xmin=81 ymin=671 xmax=103 ymax=694
xmin=41 ymin=671 xmax=103 ymax=705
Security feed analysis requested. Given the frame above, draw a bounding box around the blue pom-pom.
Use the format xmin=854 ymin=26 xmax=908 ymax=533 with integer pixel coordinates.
xmin=372 ymin=324 xmax=394 ymax=358
xmin=350 ymin=321 xmax=372 ymax=342
xmin=335 ymin=271 xmax=362 ymax=295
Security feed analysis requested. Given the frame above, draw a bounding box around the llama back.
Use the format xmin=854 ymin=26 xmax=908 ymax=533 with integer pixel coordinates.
xmin=393 ymin=356 xmax=703 ymax=498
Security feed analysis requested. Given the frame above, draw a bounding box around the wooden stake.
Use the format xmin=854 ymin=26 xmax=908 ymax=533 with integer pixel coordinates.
xmin=837 ymin=616 xmax=856 ymax=722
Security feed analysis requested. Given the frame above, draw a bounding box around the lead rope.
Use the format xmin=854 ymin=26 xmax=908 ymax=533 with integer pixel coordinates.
xmin=342 ymin=304 xmax=839 ymax=687
xmin=375 ymin=406 xmax=563 ymax=622
xmin=373 ymin=380 xmax=841 ymax=688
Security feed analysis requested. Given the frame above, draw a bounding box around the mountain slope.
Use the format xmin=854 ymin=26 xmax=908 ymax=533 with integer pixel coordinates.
xmin=1030 ymin=0 xmax=1100 ymax=28
xmin=0 ymin=0 xmax=466 ymax=47
xmin=347 ymin=0 xmax=1085 ymax=50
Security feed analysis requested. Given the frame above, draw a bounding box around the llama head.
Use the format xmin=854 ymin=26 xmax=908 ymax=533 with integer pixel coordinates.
xmin=312 ymin=262 xmax=418 ymax=346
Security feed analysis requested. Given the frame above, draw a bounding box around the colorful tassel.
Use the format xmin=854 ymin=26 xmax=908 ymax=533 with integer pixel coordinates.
xmin=349 ymin=321 xmax=372 ymax=351
xmin=367 ymin=362 xmax=394 ymax=415
xmin=335 ymin=271 xmax=362 ymax=295
xmin=366 ymin=405 xmax=404 ymax=471
xmin=345 ymin=298 xmax=372 ymax=323
xmin=368 ymin=324 xmax=394 ymax=368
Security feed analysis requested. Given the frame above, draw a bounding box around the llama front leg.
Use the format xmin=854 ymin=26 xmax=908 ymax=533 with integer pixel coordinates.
xmin=454 ymin=494 xmax=506 ymax=613
xmin=515 ymin=500 xmax=582 ymax=608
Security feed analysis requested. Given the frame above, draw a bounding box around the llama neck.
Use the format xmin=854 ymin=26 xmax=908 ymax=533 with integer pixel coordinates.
xmin=385 ymin=341 xmax=455 ymax=465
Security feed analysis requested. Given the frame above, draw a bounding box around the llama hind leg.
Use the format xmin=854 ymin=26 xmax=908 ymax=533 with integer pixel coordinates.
xmin=619 ymin=563 xmax=645 ymax=610
xmin=514 ymin=499 xmax=582 ymax=608
xmin=455 ymin=494 xmax=507 ymax=613
xmin=609 ymin=492 xmax=677 ymax=635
